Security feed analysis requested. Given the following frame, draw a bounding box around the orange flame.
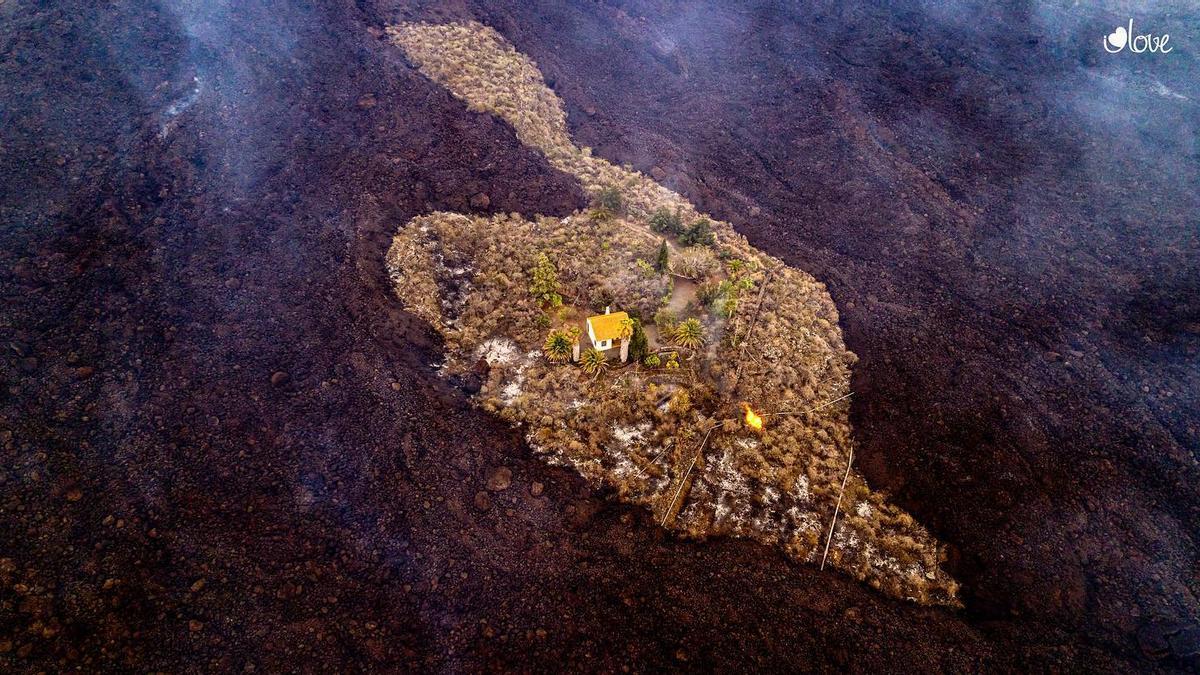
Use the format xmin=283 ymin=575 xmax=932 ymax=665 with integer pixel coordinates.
xmin=742 ymin=402 xmax=764 ymax=431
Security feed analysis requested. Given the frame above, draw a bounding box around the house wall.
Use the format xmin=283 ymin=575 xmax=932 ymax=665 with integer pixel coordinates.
xmin=587 ymin=320 xmax=611 ymax=350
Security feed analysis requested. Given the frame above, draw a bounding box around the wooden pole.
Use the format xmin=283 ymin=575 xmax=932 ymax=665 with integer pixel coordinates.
xmin=731 ymin=269 xmax=774 ymax=391
xmin=820 ymin=446 xmax=855 ymax=571
xmin=762 ymin=392 xmax=853 ymax=419
xmin=633 ymin=441 xmax=672 ymax=480
xmin=660 ymin=421 xmax=725 ymax=527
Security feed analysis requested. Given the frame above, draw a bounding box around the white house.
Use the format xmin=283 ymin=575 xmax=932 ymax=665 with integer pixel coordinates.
xmin=586 ymin=307 xmax=630 ymax=362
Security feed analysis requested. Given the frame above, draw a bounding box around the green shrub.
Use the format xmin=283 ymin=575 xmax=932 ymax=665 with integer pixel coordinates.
xmin=717 ymin=296 xmax=738 ymax=319
xmin=643 ymin=354 xmax=661 ymax=367
xmin=672 ymin=247 xmax=719 ymax=279
xmin=588 ymin=207 xmax=613 ymax=223
xmin=654 ymin=308 xmax=678 ymax=333
xmin=696 ymin=280 xmax=723 ymax=307
xmin=590 ymin=287 xmax=615 ymax=313
xmin=594 ymin=186 xmax=624 ymax=214
xmin=680 ymin=217 xmax=715 ymax=247
xmin=649 ymin=207 xmax=683 ymax=235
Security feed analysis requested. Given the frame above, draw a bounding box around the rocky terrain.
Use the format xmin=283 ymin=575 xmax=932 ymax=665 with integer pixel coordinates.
xmin=1 ymin=0 xmax=1196 ymax=671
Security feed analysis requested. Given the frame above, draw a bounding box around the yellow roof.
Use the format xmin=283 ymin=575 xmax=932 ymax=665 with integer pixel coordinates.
xmin=587 ymin=311 xmax=629 ymax=342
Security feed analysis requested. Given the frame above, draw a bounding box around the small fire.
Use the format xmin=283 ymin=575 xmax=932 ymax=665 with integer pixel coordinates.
xmin=742 ymin=402 xmax=764 ymax=431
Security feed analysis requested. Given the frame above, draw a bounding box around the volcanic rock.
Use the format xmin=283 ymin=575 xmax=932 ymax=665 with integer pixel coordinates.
xmin=486 ymin=467 xmax=512 ymax=491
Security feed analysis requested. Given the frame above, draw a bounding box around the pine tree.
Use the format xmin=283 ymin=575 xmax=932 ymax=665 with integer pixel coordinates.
xmin=529 ymin=252 xmax=561 ymax=306
xmin=628 ymin=319 xmax=649 ymax=363
xmin=655 ymin=239 xmax=670 ymax=272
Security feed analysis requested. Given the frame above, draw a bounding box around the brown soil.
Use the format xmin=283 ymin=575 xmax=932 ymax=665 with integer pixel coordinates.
xmin=1 ymin=0 xmax=1196 ymax=671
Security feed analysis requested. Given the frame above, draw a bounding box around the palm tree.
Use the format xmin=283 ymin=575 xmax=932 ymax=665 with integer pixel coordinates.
xmin=543 ymin=329 xmax=573 ymax=362
xmin=673 ymin=318 xmax=705 ymax=349
xmin=579 ymin=347 xmax=607 ymax=375
xmin=618 ymin=317 xmax=634 ymax=340
xmin=566 ymin=326 xmax=582 ymax=361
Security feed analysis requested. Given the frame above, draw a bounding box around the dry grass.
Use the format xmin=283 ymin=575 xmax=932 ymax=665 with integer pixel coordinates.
xmin=386 ymin=20 xmax=959 ymax=606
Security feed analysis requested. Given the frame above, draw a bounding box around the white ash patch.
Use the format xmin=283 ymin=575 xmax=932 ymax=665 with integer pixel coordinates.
xmin=611 ymin=421 xmax=651 ymax=447
xmin=644 ymin=470 xmax=670 ymax=498
xmin=1153 ymin=78 xmax=1189 ymax=101
xmin=734 ymin=436 xmax=760 ymax=450
xmin=501 ymin=378 xmax=523 ymax=403
xmin=793 ymin=474 xmax=810 ymax=502
xmin=496 ymin=350 xmax=538 ymax=404
xmin=706 ymin=449 xmax=753 ymax=530
xmin=859 ymin=538 xmax=902 ymax=576
xmin=750 ymin=512 xmax=780 ymax=539
xmin=544 ymin=450 xmax=603 ymax=485
xmin=675 ymin=499 xmax=698 ymax=525
xmin=525 ymin=430 xmax=607 ymax=485
xmin=606 ymin=450 xmax=642 ymax=486
xmin=477 ymin=338 xmax=519 ymax=366
xmin=761 ymin=485 xmax=780 ymax=505
xmin=871 ymin=554 xmax=903 ymax=575
xmin=708 ymin=449 xmax=751 ymax=495
xmin=833 ymin=523 xmax=860 ymax=552
xmin=748 ymin=485 xmax=788 ymax=537
xmin=786 ymin=507 xmax=820 ymax=535
xmin=524 ymin=432 xmax=547 ymax=454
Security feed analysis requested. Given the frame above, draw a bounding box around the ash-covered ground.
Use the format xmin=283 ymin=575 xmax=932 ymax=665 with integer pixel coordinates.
xmin=1 ymin=0 xmax=1197 ymax=671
